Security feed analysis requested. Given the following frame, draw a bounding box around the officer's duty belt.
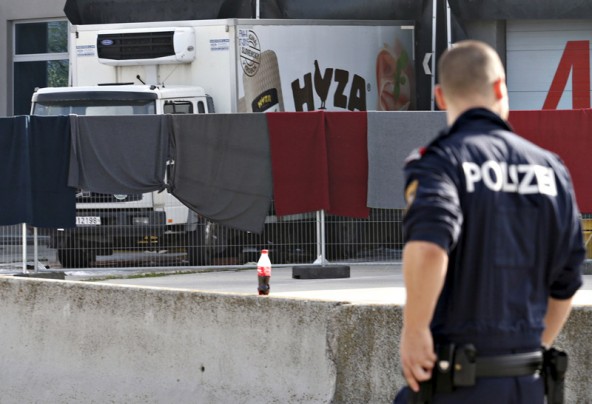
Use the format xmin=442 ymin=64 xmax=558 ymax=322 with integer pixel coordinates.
xmin=474 ymin=350 xmax=542 ymax=377
xmin=431 ymin=344 xmax=542 ymax=393
xmin=412 ymin=348 xmax=546 ymax=403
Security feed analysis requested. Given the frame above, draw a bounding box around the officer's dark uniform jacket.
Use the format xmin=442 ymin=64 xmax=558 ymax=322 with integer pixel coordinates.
xmin=403 ymin=108 xmax=585 ymax=355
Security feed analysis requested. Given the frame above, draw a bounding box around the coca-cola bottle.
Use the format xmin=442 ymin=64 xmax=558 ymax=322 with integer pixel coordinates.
xmin=257 ymin=249 xmax=271 ymax=295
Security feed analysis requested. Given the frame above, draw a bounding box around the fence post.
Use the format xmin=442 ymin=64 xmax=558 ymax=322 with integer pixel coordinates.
xmin=33 ymin=227 xmax=39 ymax=272
xmin=315 ymin=210 xmax=328 ymax=266
xmin=21 ymin=223 xmax=27 ymax=273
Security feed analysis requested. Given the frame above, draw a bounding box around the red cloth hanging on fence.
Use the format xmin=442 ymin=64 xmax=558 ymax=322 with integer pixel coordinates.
xmin=267 ymin=111 xmax=330 ymax=216
xmin=325 ymin=112 xmax=370 ymax=218
xmin=509 ymin=109 xmax=592 ymax=212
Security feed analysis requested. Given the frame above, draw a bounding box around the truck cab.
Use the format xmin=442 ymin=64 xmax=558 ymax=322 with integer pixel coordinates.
xmin=31 ymin=84 xmax=213 ymax=268
xmin=32 ymin=85 xmax=213 ymax=115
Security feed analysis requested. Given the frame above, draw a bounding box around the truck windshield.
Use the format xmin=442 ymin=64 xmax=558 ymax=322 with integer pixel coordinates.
xmin=32 ymin=99 xmax=156 ymax=116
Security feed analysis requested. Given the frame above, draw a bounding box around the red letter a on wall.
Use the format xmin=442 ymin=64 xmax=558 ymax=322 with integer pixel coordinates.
xmin=543 ymin=40 xmax=590 ymax=110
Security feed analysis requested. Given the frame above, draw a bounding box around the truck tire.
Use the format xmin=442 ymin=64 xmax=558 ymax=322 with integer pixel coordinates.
xmin=57 ymin=249 xmax=94 ymax=268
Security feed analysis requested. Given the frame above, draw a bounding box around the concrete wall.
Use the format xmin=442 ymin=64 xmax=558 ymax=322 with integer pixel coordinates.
xmin=0 ymin=0 xmax=65 ymax=116
xmin=0 ymin=276 xmax=590 ymax=403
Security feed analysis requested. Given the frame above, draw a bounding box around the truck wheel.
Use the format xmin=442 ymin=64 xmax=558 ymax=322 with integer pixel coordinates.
xmin=57 ymin=249 xmax=94 ymax=268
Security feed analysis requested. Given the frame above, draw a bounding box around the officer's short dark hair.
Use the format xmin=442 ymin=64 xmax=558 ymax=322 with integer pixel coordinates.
xmin=438 ymin=40 xmax=505 ymax=100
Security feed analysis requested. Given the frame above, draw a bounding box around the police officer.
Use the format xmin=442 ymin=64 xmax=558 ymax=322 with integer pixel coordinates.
xmin=394 ymin=40 xmax=585 ymax=403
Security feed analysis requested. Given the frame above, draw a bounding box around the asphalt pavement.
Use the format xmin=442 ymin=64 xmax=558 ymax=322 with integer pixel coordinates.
xmin=96 ymin=263 xmax=592 ymax=306
xmin=96 ymin=264 xmax=406 ymax=304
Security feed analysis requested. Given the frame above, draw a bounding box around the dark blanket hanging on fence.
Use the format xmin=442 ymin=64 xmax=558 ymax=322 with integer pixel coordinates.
xmin=267 ymin=111 xmax=330 ymax=216
xmin=169 ymin=113 xmax=273 ymax=234
xmin=324 ymin=112 xmax=369 ymax=218
xmin=68 ymin=115 xmax=170 ymax=194
xmin=0 ymin=116 xmax=30 ymax=226
xmin=0 ymin=116 xmax=76 ymax=228
xmin=29 ymin=116 xmax=76 ymax=228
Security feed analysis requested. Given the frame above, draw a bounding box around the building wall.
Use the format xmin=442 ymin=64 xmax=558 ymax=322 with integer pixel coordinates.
xmin=507 ymin=20 xmax=592 ymax=110
xmin=0 ymin=0 xmax=65 ymax=116
xmin=462 ymin=20 xmax=507 ymax=66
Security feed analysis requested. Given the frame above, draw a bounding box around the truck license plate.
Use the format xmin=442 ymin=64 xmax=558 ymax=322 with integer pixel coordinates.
xmin=76 ymin=216 xmax=101 ymax=225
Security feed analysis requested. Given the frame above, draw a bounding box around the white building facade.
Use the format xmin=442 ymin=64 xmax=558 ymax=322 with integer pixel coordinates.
xmin=0 ymin=1 xmax=67 ymax=116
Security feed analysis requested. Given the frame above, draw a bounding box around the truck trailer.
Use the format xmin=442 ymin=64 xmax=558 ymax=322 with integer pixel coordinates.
xmin=32 ymin=18 xmax=415 ymax=268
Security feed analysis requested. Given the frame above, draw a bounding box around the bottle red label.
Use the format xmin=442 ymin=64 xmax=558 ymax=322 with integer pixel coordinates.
xmin=257 ymin=264 xmax=271 ymax=277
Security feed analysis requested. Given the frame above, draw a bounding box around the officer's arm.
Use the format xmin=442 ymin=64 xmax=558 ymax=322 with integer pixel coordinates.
xmin=400 ymin=240 xmax=448 ymax=392
xmin=541 ymin=297 xmax=573 ymax=348
xmin=542 ymin=166 xmax=583 ymax=348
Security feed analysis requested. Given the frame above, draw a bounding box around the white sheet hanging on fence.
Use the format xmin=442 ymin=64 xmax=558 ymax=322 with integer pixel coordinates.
xmin=68 ymin=115 xmax=170 ymax=194
xmin=366 ymin=111 xmax=447 ymax=209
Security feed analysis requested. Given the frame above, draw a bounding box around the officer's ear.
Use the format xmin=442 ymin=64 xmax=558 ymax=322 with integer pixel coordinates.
xmin=492 ymin=78 xmax=506 ymax=101
xmin=492 ymin=77 xmax=510 ymax=120
xmin=434 ymin=85 xmax=447 ymax=110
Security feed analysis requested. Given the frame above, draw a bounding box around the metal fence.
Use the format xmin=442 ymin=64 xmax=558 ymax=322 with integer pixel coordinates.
xmin=2 ymin=207 xmax=590 ymax=275
xmin=0 ymin=202 xmax=405 ymax=274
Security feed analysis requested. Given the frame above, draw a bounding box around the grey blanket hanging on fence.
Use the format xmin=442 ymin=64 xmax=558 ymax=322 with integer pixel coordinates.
xmin=29 ymin=116 xmax=76 ymax=228
xmin=68 ymin=115 xmax=169 ymax=194
xmin=0 ymin=116 xmax=30 ymax=226
xmin=169 ymin=114 xmax=272 ymax=234
xmin=367 ymin=111 xmax=446 ymax=209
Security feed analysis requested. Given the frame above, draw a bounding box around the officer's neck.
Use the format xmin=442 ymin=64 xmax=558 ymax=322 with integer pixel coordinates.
xmin=445 ymin=102 xmax=506 ymax=127
xmin=443 ymin=91 xmax=509 ymax=126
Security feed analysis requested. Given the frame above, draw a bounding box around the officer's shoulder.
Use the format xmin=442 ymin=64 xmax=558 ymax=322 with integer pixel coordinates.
xmin=404 ymin=132 xmax=449 ymax=166
xmin=498 ymin=129 xmax=561 ymax=161
xmin=404 ymin=146 xmax=428 ymax=165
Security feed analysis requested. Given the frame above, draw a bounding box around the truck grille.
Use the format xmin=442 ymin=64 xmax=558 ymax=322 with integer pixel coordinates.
xmin=75 ymin=190 xmax=142 ymax=203
xmin=97 ymin=31 xmax=175 ymax=60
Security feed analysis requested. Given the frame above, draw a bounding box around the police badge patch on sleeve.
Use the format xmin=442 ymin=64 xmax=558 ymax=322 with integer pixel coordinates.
xmin=405 ymin=179 xmax=419 ymax=208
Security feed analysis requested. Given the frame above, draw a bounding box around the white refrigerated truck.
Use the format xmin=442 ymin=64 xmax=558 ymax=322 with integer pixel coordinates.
xmin=32 ymin=19 xmax=415 ymax=267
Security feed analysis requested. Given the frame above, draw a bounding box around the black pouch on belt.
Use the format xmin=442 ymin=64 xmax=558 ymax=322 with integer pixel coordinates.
xmin=543 ymin=347 xmax=568 ymax=404
xmin=453 ymin=344 xmax=477 ymax=387
xmin=434 ymin=344 xmax=455 ymax=393
xmin=405 ymin=345 xmax=453 ymax=403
